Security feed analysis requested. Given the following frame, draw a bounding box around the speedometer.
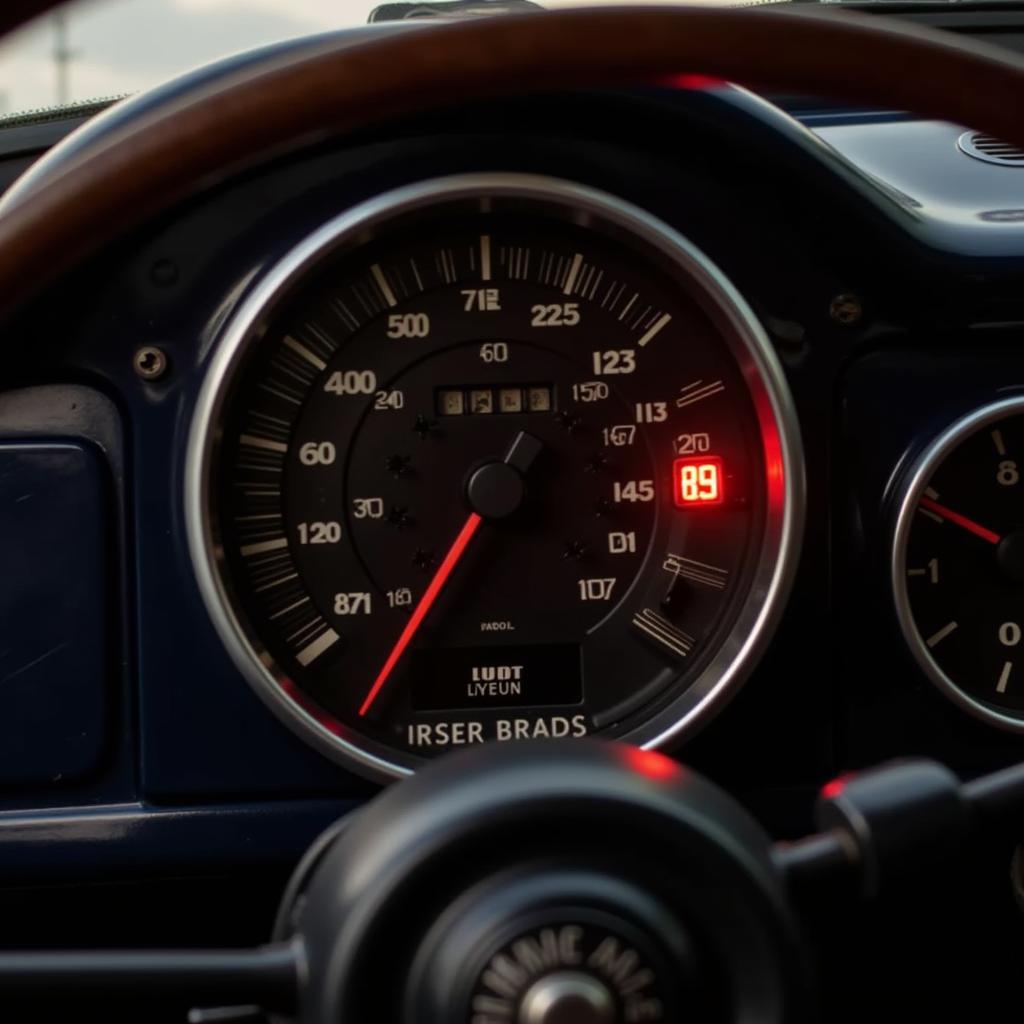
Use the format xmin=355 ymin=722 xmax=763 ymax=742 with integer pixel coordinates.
xmin=186 ymin=174 xmax=802 ymax=780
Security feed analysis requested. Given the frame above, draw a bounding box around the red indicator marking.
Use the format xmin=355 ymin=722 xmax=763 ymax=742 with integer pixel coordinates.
xmin=918 ymin=496 xmax=1001 ymax=545
xmin=622 ymin=746 xmax=681 ymax=781
xmin=660 ymin=73 xmax=725 ymax=91
xmin=359 ymin=512 xmax=483 ymax=718
xmin=673 ymin=456 xmax=724 ymax=507
xmin=821 ymin=775 xmax=851 ymax=801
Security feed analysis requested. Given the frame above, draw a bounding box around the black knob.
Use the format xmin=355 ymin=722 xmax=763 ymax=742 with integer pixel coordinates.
xmin=274 ymin=740 xmax=807 ymax=1024
xmin=467 ymin=460 xmax=526 ymax=519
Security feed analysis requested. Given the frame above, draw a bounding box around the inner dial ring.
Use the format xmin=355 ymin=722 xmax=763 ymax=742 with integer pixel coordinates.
xmin=186 ymin=173 xmax=803 ymax=781
xmin=338 ymin=338 xmax=654 ymax=629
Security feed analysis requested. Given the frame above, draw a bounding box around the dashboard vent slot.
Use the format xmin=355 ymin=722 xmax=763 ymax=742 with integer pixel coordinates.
xmin=958 ymin=130 xmax=1024 ymax=167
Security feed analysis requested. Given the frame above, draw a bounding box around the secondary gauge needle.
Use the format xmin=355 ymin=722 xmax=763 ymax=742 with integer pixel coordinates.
xmin=358 ymin=511 xmax=482 ymax=717
xmin=919 ymin=495 xmax=1002 ymax=545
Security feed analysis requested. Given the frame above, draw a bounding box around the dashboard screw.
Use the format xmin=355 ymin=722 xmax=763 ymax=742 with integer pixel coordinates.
xmin=133 ymin=345 xmax=168 ymax=380
xmin=829 ymin=293 xmax=863 ymax=326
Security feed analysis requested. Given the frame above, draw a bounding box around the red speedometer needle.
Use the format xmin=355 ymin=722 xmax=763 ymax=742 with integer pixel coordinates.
xmin=358 ymin=511 xmax=482 ymax=717
xmin=919 ymin=495 xmax=1002 ymax=545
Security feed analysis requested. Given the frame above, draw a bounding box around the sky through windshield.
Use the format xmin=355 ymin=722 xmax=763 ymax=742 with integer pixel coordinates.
xmin=0 ymin=0 xmax=732 ymax=117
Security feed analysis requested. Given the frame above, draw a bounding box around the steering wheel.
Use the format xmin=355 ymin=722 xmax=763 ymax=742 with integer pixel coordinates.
xmin=4 ymin=3 xmax=1024 ymax=1022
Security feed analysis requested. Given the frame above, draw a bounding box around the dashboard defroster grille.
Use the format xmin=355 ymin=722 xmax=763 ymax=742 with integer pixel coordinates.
xmin=958 ymin=130 xmax=1024 ymax=167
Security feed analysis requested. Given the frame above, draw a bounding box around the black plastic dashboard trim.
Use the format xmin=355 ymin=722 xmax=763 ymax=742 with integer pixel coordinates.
xmin=0 ymin=799 xmax=352 ymax=884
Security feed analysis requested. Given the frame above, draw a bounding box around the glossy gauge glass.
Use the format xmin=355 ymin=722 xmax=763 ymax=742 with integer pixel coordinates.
xmin=893 ymin=396 xmax=1024 ymax=732
xmin=186 ymin=174 xmax=803 ymax=780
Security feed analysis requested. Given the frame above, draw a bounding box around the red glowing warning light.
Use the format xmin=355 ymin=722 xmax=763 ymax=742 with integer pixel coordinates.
xmin=673 ymin=456 xmax=723 ymax=507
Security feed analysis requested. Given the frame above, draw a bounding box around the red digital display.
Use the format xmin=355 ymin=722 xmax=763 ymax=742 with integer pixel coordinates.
xmin=673 ymin=456 xmax=724 ymax=507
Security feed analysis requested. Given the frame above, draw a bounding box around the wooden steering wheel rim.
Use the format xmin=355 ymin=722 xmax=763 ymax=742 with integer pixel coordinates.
xmin=1 ymin=3 xmax=1024 ymax=319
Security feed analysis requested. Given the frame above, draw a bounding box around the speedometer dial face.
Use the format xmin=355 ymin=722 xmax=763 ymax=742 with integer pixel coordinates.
xmin=894 ymin=397 xmax=1024 ymax=731
xmin=187 ymin=175 xmax=802 ymax=779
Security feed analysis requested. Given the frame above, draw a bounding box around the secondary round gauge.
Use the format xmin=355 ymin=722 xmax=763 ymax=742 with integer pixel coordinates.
xmin=893 ymin=396 xmax=1024 ymax=731
xmin=186 ymin=173 xmax=803 ymax=780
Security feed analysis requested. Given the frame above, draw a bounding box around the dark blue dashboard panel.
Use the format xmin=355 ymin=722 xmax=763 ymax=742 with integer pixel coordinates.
xmin=0 ymin=385 xmax=134 ymax=808
xmin=0 ymin=441 xmax=110 ymax=785
xmin=0 ymin=799 xmax=351 ymax=886
xmin=1 ymin=13 xmax=1024 ymax=1019
xmin=0 ymin=39 xmax=1023 ymax=883
xmin=815 ymin=117 xmax=1024 ymax=256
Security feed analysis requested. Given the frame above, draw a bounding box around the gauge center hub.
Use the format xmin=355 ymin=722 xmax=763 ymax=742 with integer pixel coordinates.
xmin=997 ymin=530 xmax=1024 ymax=583
xmin=462 ymin=914 xmax=675 ymax=1024
xmin=518 ymin=971 xmax=615 ymax=1024
xmin=467 ymin=460 xmax=526 ymax=519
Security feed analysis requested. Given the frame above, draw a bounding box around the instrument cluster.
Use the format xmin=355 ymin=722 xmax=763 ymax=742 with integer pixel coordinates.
xmin=187 ymin=174 xmax=802 ymax=779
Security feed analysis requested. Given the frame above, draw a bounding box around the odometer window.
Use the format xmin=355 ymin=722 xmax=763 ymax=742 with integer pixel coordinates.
xmin=186 ymin=174 xmax=802 ymax=779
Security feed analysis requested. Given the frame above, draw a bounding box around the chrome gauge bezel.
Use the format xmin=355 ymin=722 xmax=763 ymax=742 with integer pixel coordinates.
xmin=892 ymin=394 xmax=1024 ymax=733
xmin=185 ymin=173 xmax=805 ymax=781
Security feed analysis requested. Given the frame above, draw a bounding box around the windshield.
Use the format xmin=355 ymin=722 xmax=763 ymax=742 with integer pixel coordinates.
xmin=0 ymin=0 xmax=740 ymax=120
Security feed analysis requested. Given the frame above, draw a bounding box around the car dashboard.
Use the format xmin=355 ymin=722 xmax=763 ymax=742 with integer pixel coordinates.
xmin=3 ymin=9 xmax=1024 ymax=1019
